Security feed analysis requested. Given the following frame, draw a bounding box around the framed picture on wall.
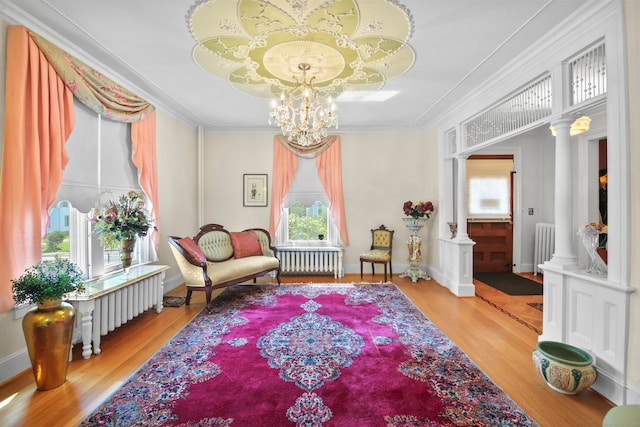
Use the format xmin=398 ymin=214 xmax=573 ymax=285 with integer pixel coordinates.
xmin=243 ymin=174 xmax=268 ymax=207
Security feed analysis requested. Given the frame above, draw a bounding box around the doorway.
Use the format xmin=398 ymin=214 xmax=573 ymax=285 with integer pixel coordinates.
xmin=466 ymin=155 xmax=514 ymax=273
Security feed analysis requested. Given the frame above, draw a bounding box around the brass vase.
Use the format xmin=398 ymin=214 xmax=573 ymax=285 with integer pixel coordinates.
xmin=22 ymin=299 xmax=75 ymax=390
xmin=120 ymin=238 xmax=136 ymax=272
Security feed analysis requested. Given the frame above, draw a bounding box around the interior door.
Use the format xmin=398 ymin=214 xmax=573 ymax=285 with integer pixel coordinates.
xmin=468 ymin=220 xmax=513 ymax=272
xmin=467 ymin=155 xmax=514 ymax=273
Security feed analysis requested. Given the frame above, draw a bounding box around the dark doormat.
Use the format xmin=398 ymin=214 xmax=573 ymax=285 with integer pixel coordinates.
xmin=473 ymin=272 xmax=543 ymax=296
xmin=163 ymin=296 xmax=186 ymax=307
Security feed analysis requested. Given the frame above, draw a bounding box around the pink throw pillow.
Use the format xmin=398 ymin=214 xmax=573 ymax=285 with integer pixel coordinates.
xmin=177 ymin=237 xmax=207 ymax=263
xmin=230 ymin=231 xmax=263 ymax=258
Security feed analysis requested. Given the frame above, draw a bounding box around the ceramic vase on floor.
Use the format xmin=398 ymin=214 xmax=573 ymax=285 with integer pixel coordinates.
xmin=532 ymin=341 xmax=597 ymax=394
xmin=22 ymin=299 xmax=75 ymax=390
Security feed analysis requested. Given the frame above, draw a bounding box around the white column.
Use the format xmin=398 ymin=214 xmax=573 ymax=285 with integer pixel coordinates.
xmin=455 ymin=155 xmax=470 ymax=240
xmin=548 ymin=118 xmax=578 ymax=267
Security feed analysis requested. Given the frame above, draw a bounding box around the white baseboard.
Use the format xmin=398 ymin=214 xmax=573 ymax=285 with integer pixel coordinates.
xmin=163 ymin=274 xmax=186 ymax=293
xmin=0 ymin=348 xmax=30 ymax=384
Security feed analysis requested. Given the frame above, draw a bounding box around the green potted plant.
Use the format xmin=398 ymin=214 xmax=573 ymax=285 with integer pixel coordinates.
xmin=11 ymin=258 xmax=85 ymax=390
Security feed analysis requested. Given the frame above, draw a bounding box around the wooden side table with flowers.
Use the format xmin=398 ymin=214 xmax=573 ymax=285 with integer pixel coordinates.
xmin=400 ymin=200 xmax=434 ymax=282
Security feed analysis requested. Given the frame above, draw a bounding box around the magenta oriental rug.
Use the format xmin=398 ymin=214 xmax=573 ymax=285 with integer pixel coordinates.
xmin=80 ymin=284 xmax=538 ymax=426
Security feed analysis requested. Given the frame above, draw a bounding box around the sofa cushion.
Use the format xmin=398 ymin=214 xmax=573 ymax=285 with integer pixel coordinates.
xmin=177 ymin=237 xmax=207 ymax=263
xmin=230 ymin=231 xmax=263 ymax=258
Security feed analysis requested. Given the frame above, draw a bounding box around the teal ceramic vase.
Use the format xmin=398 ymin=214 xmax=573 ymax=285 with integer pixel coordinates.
xmin=532 ymin=341 xmax=597 ymax=394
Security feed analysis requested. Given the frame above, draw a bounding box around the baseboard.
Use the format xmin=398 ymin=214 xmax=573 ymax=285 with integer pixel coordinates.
xmin=163 ymin=273 xmax=186 ymax=293
xmin=0 ymin=348 xmax=30 ymax=385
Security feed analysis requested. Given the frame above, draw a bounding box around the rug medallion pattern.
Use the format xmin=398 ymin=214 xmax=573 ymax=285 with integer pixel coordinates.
xmin=80 ymin=284 xmax=538 ymax=426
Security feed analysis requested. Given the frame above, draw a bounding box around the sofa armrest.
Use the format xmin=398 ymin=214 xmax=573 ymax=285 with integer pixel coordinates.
xmin=168 ymin=236 xmax=212 ymax=288
xmin=245 ymin=228 xmax=278 ymax=258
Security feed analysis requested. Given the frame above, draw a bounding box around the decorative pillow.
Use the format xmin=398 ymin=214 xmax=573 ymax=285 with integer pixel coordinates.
xmin=177 ymin=237 xmax=207 ymax=263
xmin=230 ymin=231 xmax=263 ymax=259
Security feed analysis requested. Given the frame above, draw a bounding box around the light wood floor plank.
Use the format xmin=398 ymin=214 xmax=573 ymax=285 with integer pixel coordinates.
xmin=0 ymin=274 xmax=613 ymax=426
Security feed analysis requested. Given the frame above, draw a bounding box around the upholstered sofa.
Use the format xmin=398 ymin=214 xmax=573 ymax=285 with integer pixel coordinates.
xmin=168 ymin=224 xmax=281 ymax=310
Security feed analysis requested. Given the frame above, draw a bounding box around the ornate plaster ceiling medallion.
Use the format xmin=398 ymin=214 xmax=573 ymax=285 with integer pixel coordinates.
xmin=187 ymin=0 xmax=415 ymax=99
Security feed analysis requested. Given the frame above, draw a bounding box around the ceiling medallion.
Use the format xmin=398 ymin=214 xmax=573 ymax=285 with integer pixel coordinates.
xmin=187 ymin=0 xmax=416 ymax=98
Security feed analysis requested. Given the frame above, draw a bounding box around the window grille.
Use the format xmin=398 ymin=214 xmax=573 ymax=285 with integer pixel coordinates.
xmin=569 ymin=43 xmax=606 ymax=106
xmin=463 ymin=75 xmax=552 ymax=148
xmin=445 ymin=129 xmax=457 ymax=157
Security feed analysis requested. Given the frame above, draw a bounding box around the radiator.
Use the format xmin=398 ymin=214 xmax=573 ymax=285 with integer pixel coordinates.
xmin=70 ymin=266 xmax=166 ymax=359
xmin=278 ymin=246 xmax=344 ymax=278
xmin=534 ymin=223 xmax=555 ymax=275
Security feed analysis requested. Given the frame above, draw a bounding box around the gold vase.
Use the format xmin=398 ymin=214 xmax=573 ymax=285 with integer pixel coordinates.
xmin=22 ymin=299 xmax=75 ymax=390
xmin=120 ymin=238 xmax=136 ymax=272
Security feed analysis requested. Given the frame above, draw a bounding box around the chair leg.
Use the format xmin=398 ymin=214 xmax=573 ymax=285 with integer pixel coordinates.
xmin=383 ymin=264 xmax=387 ymax=282
xmin=371 ymin=264 xmax=375 ymax=276
xmin=360 ymin=260 xmax=363 ymax=280
xmin=185 ymin=289 xmax=193 ymax=305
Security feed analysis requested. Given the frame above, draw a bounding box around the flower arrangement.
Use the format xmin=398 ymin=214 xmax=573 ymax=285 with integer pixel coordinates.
xmin=12 ymin=258 xmax=85 ymax=305
xmin=90 ymin=191 xmax=153 ymax=241
xmin=403 ymin=200 xmax=434 ymax=219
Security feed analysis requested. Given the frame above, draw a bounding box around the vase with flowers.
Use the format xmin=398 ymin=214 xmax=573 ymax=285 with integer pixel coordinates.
xmin=89 ymin=191 xmax=154 ymax=273
xmin=401 ymin=200 xmax=435 ymax=282
xmin=11 ymin=258 xmax=85 ymax=390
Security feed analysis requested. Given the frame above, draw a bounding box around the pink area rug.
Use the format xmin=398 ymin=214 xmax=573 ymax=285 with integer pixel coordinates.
xmin=80 ymin=284 xmax=538 ymax=426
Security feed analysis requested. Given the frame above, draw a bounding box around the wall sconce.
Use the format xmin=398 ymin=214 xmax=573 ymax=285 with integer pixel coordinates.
xmin=549 ymin=116 xmax=591 ymax=136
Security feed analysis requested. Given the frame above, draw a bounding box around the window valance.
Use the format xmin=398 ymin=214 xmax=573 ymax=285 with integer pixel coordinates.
xmin=27 ymin=29 xmax=154 ymax=123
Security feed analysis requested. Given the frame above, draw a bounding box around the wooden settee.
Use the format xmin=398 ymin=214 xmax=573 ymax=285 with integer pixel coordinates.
xmin=168 ymin=224 xmax=281 ymax=310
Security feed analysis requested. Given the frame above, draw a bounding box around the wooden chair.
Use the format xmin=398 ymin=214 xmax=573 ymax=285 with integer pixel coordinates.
xmin=360 ymin=225 xmax=394 ymax=282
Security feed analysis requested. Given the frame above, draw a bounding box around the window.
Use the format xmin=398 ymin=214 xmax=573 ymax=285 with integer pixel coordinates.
xmin=43 ymin=99 xmax=155 ymax=278
xmin=466 ymin=158 xmax=513 ymax=219
xmin=288 ymin=201 xmax=329 ymax=241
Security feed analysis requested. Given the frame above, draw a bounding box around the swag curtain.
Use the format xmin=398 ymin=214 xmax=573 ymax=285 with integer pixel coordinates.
xmin=0 ymin=26 xmax=158 ymax=312
xmin=269 ymin=136 xmax=349 ymax=246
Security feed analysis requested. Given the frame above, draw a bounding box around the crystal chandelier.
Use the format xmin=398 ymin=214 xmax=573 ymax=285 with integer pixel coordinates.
xmin=269 ymin=63 xmax=338 ymax=147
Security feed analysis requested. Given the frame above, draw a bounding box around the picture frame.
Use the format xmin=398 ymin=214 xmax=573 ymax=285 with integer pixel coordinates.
xmin=243 ymin=174 xmax=268 ymax=207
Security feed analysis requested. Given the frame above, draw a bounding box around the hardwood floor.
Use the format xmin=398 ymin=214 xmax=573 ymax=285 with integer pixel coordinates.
xmin=0 ymin=273 xmax=612 ymax=426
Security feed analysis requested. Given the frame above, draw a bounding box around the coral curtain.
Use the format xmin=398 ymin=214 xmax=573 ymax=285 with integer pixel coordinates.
xmin=131 ymin=111 xmax=159 ymax=251
xmin=0 ymin=26 xmax=159 ymax=312
xmin=269 ymin=137 xmax=298 ymax=238
xmin=0 ymin=26 xmax=75 ymax=313
xmin=316 ymin=137 xmax=349 ymax=245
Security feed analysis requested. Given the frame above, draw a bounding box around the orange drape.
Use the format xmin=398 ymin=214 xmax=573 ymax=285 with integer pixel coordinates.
xmin=0 ymin=26 xmax=75 ymax=312
xmin=316 ymin=137 xmax=349 ymax=245
xmin=269 ymin=137 xmax=298 ymax=238
xmin=131 ymin=111 xmax=159 ymax=250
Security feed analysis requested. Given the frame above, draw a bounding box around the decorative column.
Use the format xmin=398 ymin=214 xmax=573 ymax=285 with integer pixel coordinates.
xmin=400 ymin=217 xmax=430 ymax=282
xmin=456 ymin=155 xmax=469 ymax=240
xmin=548 ymin=117 xmax=578 ymax=268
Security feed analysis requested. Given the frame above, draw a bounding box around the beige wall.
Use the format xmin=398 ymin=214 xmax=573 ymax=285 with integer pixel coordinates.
xmin=625 ymin=0 xmax=640 ymax=394
xmin=153 ymin=110 xmax=199 ymax=288
xmin=202 ymin=131 xmax=440 ymax=274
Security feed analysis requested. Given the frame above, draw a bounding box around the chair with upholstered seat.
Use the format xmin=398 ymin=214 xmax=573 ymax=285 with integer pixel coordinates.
xmin=360 ymin=225 xmax=394 ymax=282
